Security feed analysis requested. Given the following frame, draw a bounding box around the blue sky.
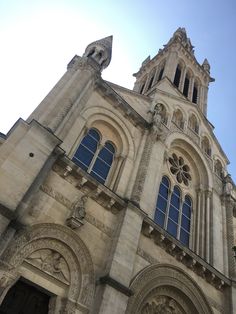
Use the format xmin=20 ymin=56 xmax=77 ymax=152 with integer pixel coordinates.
xmin=0 ymin=0 xmax=235 ymax=180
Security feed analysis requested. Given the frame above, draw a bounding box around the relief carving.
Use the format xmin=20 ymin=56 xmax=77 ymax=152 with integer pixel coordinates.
xmin=66 ymin=195 xmax=88 ymax=229
xmin=26 ymin=249 xmax=70 ymax=284
xmin=141 ymin=296 xmax=183 ymax=314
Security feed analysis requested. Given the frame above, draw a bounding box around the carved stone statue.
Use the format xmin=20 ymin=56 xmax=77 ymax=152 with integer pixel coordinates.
xmin=223 ymin=174 xmax=234 ymax=195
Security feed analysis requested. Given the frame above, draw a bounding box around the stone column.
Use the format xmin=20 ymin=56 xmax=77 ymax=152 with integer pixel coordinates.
xmin=130 ymin=129 xmax=153 ymax=207
xmin=205 ymin=190 xmax=212 ymax=263
xmin=188 ymin=76 xmax=194 ymax=102
xmin=195 ymin=189 xmax=202 ymax=255
xmin=98 ymin=203 xmax=145 ymax=314
xmin=179 ymin=66 xmax=187 ymax=93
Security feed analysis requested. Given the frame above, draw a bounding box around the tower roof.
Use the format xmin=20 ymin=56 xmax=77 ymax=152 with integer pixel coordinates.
xmin=83 ymin=35 xmax=113 ymax=71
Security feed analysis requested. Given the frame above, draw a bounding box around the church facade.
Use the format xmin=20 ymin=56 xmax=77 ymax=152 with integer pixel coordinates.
xmin=0 ymin=28 xmax=235 ymax=313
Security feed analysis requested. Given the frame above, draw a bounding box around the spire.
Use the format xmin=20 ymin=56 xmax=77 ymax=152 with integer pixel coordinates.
xmin=83 ymin=36 xmax=113 ymax=71
xmin=167 ymin=27 xmax=195 ymax=55
xmin=202 ymin=58 xmax=210 ymax=73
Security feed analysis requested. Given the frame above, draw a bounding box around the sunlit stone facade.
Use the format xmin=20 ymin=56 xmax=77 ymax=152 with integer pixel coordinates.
xmin=0 ymin=29 xmax=236 ymax=314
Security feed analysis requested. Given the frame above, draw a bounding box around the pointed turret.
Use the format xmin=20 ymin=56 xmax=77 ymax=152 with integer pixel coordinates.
xmin=83 ymin=35 xmax=113 ymax=71
xmin=167 ymin=27 xmax=195 ymax=55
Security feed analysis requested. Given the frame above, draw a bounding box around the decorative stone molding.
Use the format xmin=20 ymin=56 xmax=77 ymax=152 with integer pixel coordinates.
xmin=137 ymin=247 xmax=159 ymax=265
xmin=141 ymin=219 xmax=230 ymax=290
xmin=126 ymin=264 xmax=213 ymax=314
xmin=52 ymin=157 xmax=127 ymax=214
xmin=0 ymin=224 xmax=95 ymax=311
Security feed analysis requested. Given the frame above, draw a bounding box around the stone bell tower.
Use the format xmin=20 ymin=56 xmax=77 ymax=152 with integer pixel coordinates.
xmin=133 ymin=28 xmax=214 ymax=116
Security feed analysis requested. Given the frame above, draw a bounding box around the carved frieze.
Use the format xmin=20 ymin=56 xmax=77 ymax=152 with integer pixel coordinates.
xmin=141 ymin=296 xmax=183 ymax=314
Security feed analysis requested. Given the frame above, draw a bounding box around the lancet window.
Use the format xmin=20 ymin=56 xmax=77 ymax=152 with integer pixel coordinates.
xmin=72 ymin=128 xmax=115 ymax=184
xmin=154 ymin=176 xmax=192 ymax=247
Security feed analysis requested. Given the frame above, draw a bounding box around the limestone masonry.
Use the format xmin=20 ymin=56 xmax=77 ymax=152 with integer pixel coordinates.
xmin=0 ymin=28 xmax=236 ymax=313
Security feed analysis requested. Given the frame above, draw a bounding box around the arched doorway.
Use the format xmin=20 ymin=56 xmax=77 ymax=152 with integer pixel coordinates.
xmin=0 ymin=279 xmax=50 ymax=314
xmin=0 ymin=223 xmax=95 ymax=314
xmin=126 ymin=264 xmax=213 ymax=314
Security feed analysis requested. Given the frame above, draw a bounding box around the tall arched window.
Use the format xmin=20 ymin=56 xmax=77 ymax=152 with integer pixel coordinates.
xmin=192 ymin=84 xmax=198 ymax=104
xmin=188 ymin=114 xmax=199 ymax=134
xmin=183 ymin=74 xmax=190 ymax=97
xmin=154 ymin=176 xmax=192 ymax=247
xmin=157 ymin=63 xmax=165 ymax=82
xmin=72 ymin=128 xmax=116 ymax=185
xmin=172 ymin=109 xmax=184 ymax=129
xmin=174 ymin=65 xmax=181 ymax=88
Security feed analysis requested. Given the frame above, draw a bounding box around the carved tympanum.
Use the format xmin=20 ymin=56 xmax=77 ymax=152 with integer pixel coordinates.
xmin=141 ymin=296 xmax=183 ymax=314
xmin=26 ymin=249 xmax=70 ymax=284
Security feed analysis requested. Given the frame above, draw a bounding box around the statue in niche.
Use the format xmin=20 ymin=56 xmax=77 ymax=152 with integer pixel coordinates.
xmin=148 ymin=103 xmax=163 ymax=139
xmin=26 ymin=249 xmax=70 ymax=283
xmin=66 ymin=195 xmax=88 ymax=229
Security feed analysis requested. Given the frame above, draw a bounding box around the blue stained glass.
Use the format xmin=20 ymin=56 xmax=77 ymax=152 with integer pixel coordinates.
xmin=181 ymin=215 xmax=190 ymax=231
xmin=159 ymin=184 xmax=169 ymax=198
xmin=88 ymin=129 xmax=100 ymax=141
xmin=180 ymin=229 xmax=189 ymax=246
xmin=73 ymin=129 xmax=100 ymax=171
xmin=182 ymin=203 xmax=191 ymax=217
xmin=167 ymin=219 xmax=177 ymax=237
xmin=156 ymin=195 xmax=167 ymax=212
xmin=72 ymin=146 xmax=94 ymax=170
xmin=155 ymin=211 xmax=165 ymax=227
xmin=169 ymin=206 xmax=179 ymax=223
xmin=162 ymin=176 xmax=170 ymax=188
xmin=90 ymin=142 xmax=115 ymax=184
xmin=104 ymin=142 xmax=115 ymax=153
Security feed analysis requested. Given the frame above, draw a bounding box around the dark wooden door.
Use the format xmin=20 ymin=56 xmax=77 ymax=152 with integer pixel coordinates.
xmin=0 ymin=280 xmax=49 ymax=314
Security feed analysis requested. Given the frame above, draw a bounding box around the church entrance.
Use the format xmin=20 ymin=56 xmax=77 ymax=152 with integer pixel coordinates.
xmin=0 ymin=280 xmax=50 ymax=314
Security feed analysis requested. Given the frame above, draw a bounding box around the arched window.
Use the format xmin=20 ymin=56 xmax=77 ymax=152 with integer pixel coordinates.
xmin=201 ymin=136 xmax=211 ymax=157
xmin=147 ymin=75 xmax=154 ymax=91
xmin=180 ymin=196 xmax=192 ymax=246
xmin=172 ymin=109 xmax=184 ymax=129
xmin=188 ymin=114 xmax=199 ymax=133
xmin=174 ymin=65 xmax=181 ymax=88
xmin=72 ymin=128 xmax=100 ymax=171
xmin=72 ymin=128 xmax=116 ymax=185
xmin=154 ymin=176 xmax=170 ymax=228
xmin=90 ymin=142 xmax=115 ymax=184
xmin=183 ymin=74 xmax=190 ymax=98
xmin=154 ymin=176 xmax=192 ymax=247
xmin=157 ymin=63 xmax=165 ymax=82
xmin=192 ymin=84 xmax=198 ymax=104
xmin=214 ymin=160 xmax=223 ymax=178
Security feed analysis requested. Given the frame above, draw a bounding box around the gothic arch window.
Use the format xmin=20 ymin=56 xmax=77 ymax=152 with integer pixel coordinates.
xmin=139 ymin=76 xmax=147 ymax=94
xmin=201 ymin=136 xmax=211 ymax=157
xmin=173 ymin=65 xmax=181 ymax=88
xmin=214 ymin=160 xmax=223 ymax=178
xmin=154 ymin=176 xmax=192 ymax=247
xmin=183 ymin=73 xmax=190 ymax=97
xmin=72 ymin=128 xmax=116 ymax=185
xmin=172 ymin=109 xmax=184 ymax=129
xmin=192 ymin=83 xmax=198 ymax=104
xmin=157 ymin=62 xmax=165 ymax=82
xmin=147 ymin=75 xmax=154 ymax=90
xmin=188 ymin=114 xmax=199 ymax=133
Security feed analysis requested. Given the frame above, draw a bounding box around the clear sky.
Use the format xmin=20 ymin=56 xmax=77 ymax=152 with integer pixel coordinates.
xmin=0 ymin=0 xmax=235 ymax=181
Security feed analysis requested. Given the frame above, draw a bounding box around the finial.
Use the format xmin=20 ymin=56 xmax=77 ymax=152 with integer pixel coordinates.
xmin=83 ymin=35 xmax=113 ymax=71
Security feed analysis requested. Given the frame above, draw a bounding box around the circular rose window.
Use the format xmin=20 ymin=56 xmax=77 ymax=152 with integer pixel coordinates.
xmin=169 ymin=153 xmax=191 ymax=186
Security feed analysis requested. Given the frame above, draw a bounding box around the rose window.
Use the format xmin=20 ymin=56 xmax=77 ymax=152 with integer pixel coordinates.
xmin=169 ymin=153 xmax=191 ymax=186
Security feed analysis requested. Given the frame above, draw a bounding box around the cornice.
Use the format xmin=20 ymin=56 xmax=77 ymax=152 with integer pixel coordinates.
xmin=95 ymin=79 xmax=150 ymax=129
xmin=141 ymin=217 xmax=231 ymax=290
